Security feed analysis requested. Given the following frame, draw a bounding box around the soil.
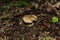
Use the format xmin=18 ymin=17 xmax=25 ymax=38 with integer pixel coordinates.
xmin=0 ymin=0 xmax=60 ymax=40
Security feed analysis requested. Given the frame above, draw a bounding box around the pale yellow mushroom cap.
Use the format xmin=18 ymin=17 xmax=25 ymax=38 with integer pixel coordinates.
xmin=22 ymin=15 xmax=37 ymax=23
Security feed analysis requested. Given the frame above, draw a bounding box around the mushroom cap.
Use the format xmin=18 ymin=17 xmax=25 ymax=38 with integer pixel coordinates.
xmin=22 ymin=15 xmax=37 ymax=23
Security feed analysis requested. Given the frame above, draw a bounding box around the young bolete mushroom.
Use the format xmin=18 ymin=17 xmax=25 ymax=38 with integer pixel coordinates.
xmin=22 ymin=15 xmax=37 ymax=23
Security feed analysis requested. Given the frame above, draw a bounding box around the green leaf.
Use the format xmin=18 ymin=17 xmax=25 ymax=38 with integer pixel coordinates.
xmin=52 ymin=16 xmax=58 ymax=23
xmin=45 ymin=36 xmax=49 ymax=40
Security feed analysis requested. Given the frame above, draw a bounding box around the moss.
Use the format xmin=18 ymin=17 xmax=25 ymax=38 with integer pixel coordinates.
xmin=51 ymin=16 xmax=58 ymax=23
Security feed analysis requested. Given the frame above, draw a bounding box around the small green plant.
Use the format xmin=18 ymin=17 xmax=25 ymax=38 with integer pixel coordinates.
xmin=45 ymin=36 xmax=49 ymax=40
xmin=51 ymin=16 xmax=59 ymax=23
xmin=9 ymin=1 xmax=31 ymax=7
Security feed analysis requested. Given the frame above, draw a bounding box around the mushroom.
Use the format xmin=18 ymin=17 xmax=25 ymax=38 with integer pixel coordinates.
xmin=22 ymin=15 xmax=37 ymax=23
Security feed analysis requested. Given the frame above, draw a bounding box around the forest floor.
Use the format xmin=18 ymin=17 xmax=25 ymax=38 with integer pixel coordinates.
xmin=0 ymin=0 xmax=60 ymax=40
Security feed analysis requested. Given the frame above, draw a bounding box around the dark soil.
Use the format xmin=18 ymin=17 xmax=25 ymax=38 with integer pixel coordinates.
xmin=0 ymin=0 xmax=60 ymax=40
